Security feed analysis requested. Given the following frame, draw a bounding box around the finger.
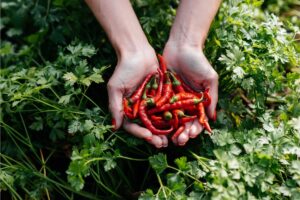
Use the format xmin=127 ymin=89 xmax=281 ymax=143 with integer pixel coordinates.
xmin=177 ymin=129 xmax=189 ymax=146
xmin=158 ymin=135 xmax=168 ymax=148
xmin=176 ymin=122 xmax=192 ymax=146
xmin=206 ymin=72 xmax=218 ymax=119
xmin=107 ymin=81 xmax=124 ymax=129
xmin=189 ymin=120 xmax=204 ymax=138
xmin=149 ymin=135 xmax=164 ymax=148
xmin=123 ymin=120 xmax=152 ymax=139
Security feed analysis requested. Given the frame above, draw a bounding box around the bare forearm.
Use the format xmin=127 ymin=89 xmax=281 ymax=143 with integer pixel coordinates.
xmin=85 ymin=0 xmax=150 ymax=58
xmin=168 ymin=0 xmax=221 ymax=48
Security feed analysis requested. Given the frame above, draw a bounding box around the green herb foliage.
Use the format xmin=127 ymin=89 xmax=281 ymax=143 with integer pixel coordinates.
xmin=1 ymin=0 xmax=299 ymax=199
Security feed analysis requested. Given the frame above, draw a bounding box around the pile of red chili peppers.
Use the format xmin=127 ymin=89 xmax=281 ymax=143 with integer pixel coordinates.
xmin=123 ymin=55 xmax=212 ymax=141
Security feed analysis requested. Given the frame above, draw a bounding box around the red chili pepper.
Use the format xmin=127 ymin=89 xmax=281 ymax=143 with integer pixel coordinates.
xmin=149 ymin=77 xmax=158 ymax=97
xmin=171 ymin=125 xmax=185 ymax=141
xmin=174 ymin=74 xmax=194 ymax=93
xmin=148 ymin=89 xmax=154 ymax=97
xmin=170 ymin=92 xmax=199 ymax=103
xmin=150 ymin=115 xmax=163 ymax=121
xmin=152 ymin=120 xmax=172 ymax=129
xmin=155 ymin=68 xmax=164 ymax=101
xmin=184 ymin=105 xmax=197 ymax=111
xmin=132 ymin=100 xmax=140 ymax=118
xmin=148 ymin=98 xmax=202 ymax=115
xmin=123 ymin=98 xmax=134 ymax=119
xmin=170 ymin=72 xmax=185 ymax=93
xmin=129 ymin=73 xmax=155 ymax=104
xmin=139 ymin=99 xmax=173 ymax=135
xmin=142 ymin=79 xmax=153 ymax=99
xmin=198 ymin=103 xmax=212 ymax=134
xmin=202 ymin=88 xmax=212 ymax=107
xmin=156 ymin=74 xmax=173 ymax=107
xmin=123 ymin=98 xmax=132 ymax=112
xmin=172 ymin=110 xmax=179 ymax=129
xmin=179 ymin=115 xmax=197 ymax=124
xmin=158 ymin=54 xmax=167 ymax=75
xmin=174 ymin=74 xmax=205 ymax=98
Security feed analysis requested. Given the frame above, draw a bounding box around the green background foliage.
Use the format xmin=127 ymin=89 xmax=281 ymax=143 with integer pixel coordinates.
xmin=1 ymin=0 xmax=299 ymax=199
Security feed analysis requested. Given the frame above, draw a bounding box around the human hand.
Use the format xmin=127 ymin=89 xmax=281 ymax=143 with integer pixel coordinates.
xmin=108 ymin=48 xmax=169 ymax=148
xmin=163 ymin=44 xmax=218 ymax=146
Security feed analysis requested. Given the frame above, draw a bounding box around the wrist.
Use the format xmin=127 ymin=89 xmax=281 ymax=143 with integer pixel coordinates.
xmin=166 ymin=33 xmax=206 ymax=51
xmin=164 ymin=40 xmax=204 ymax=53
xmin=118 ymin=44 xmax=156 ymax=62
xmin=110 ymin=29 xmax=151 ymax=60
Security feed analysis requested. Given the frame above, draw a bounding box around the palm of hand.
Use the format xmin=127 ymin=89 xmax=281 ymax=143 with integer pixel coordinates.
xmin=163 ymin=45 xmax=218 ymax=145
xmin=164 ymin=46 xmax=217 ymax=90
xmin=110 ymin=58 xmax=156 ymax=95
xmin=108 ymin=51 xmax=169 ymax=148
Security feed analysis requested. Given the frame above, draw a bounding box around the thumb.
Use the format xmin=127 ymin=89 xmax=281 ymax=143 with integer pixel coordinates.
xmin=206 ymin=75 xmax=218 ymax=119
xmin=107 ymin=81 xmax=124 ymax=130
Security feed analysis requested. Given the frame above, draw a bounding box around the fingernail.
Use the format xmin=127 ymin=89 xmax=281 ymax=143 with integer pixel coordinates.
xmin=145 ymin=137 xmax=152 ymax=142
xmin=179 ymin=142 xmax=186 ymax=146
xmin=213 ymin=110 xmax=217 ymax=122
xmin=112 ymin=118 xmax=116 ymax=131
xmin=189 ymin=134 xmax=197 ymax=138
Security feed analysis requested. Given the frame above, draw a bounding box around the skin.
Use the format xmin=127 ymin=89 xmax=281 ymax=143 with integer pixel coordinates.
xmin=85 ymin=0 xmax=221 ymax=148
xmin=163 ymin=0 xmax=221 ymax=146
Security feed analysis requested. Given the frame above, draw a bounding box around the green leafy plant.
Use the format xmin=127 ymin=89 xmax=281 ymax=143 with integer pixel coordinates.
xmin=1 ymin=0 xmax=299 ymax=199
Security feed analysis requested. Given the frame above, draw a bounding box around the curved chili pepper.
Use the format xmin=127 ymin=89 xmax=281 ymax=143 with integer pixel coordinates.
xmin=139 ymin=99 xmax=173 ymax=135
xmin=124 ymin=111 xmax=134 ymax=120
xmin=149 ymin=77 xmax=158 ymax=97
xmin=198 ymin=102 xmax=212 ymax=134
xmin=179 ymin=115 xmax=197 ymax=124
xmin=170 ymin=72 xmax=185 ymax=93
xmin=132 ymin=100 xmax=140 ymax=118
xmin=170 ymin=92 xmax=199 ymax=103
xmin=172 ymin=110 xmax=179 ymax=129
xmin=202 ymin=88 xmax=212 ymax=107
xmin=150 ymin=115 xmax=163 ymax=121
xmin=155 ymin=68 xmax=164 ymax=101
xmin=152 ymin=120 xmax=172 ymax=129
xmin=129 ymin=73 xmax=155 ymax=104
xmin=142 ymin=79 xmax=153 ymax=99
xmin=156 ymin=74 xmax=173 ymax=107
xmin=123 ymin=98 xmax=134 ymax=119
xmin=175 ymin=74 xmax=194 ymax=93
xmin=183 ymin=105 xmax=198 ymax=115
xmin=171 ymin=125 xmax=185 ymax=141
xmin=184 ymin=105 xmax=198 ymax=111
xmin=174 ymin=74 xmax=205 ymax=98
xmin=148 ymin=98 xmax=202 ymax=115
xmin=123 ymin=98 xmax=132 ymax=111
xmin=152 ymin=116 xmax=197 ymax=129
xmin=158 ymin=54 xmax=167 ymax=75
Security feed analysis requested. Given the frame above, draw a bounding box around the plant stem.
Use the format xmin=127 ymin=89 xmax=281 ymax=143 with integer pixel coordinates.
xmin=156 ymin=174 xmax=167 ymax=199
xmin=117 ymin=155 xmax=147 ymax=162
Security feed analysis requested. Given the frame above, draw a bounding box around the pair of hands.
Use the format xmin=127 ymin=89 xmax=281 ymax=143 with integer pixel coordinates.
xmin=84 ymin=0 xmax=221 ymax=148
xmin=108 ymin=43 xmax=218 ymax=148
